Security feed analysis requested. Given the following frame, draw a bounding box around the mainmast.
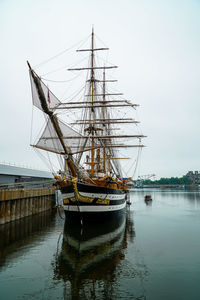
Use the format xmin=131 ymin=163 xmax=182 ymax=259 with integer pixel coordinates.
xmin=102 ymin=68 xmax=106 ymax=173
xmin=91 ymin=27 xmax=95 ymax=176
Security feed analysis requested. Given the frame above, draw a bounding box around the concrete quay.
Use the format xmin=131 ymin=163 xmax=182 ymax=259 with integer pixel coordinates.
xmin=0 ymin=188 xmax=56 ymax=225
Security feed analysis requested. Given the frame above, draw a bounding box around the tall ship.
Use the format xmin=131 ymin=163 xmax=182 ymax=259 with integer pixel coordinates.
xmin=28 ymin=29 xmax=145 ymax=221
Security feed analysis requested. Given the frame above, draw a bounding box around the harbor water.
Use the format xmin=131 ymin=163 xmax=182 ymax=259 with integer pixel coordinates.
xmin=0 ymin=189 xmax=200 ymax=299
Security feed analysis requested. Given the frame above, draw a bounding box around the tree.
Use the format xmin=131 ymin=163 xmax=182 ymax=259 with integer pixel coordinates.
xmin=142 ymin=176 xmax=192 ymax=185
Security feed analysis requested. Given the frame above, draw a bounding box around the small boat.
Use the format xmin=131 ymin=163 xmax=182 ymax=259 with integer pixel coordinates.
xmin=144 ymin=195 xmax=152 ymax=202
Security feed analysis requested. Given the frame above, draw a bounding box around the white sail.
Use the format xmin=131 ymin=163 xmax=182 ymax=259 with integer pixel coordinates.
xmin=36 ymin=118 xmax=87 ymax=154
xmin=29 ymin=70 xmax=61 ymax=112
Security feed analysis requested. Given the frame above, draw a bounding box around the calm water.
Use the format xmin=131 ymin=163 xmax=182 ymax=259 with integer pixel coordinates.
xmin=0 ymin=189 xmax=200 ymax=300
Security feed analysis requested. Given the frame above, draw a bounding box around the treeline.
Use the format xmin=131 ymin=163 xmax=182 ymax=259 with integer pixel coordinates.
xmin=142 ymin=176 xmax=192 ymax=185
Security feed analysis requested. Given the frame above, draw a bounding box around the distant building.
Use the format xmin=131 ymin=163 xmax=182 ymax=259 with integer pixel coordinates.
xmin=186 ymin=171 xmax=200 ymax=184
xmin=0 ymin=164 xmax=53 ymax=189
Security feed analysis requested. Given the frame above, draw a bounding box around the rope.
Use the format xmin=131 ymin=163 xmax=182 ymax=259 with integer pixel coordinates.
xmin=33 ymin=34 xmax=90 ymax=69
xmin=40 ymin=74 xmax=81 ymax=83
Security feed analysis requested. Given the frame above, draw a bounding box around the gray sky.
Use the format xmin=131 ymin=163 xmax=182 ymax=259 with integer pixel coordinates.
xmin=1 ymin=0 xmax=200 ymax=179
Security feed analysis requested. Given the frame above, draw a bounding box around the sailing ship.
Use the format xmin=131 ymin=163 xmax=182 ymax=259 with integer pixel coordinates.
xmin=28 ymin=29 xmax=145 ymax=221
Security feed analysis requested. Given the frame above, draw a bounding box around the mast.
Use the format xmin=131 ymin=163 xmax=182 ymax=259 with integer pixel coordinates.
xmin=91 ymin=27 xmax=95 ymax=176
xmin=102 ymin=68 xmax=106 ymax=173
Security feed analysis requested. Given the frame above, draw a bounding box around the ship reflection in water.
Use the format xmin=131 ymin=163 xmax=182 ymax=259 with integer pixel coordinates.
xmin=53 ymin=213 xmax=135 ymax=299
xmin=0 ymin=209 xmax=145 ymax=299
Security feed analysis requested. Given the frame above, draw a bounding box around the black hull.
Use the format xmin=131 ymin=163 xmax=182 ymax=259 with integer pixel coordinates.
xmin=61 ymin=181 xmax=127 ymax=223
xmin=61 ymin=181 xmax=125 ymax=194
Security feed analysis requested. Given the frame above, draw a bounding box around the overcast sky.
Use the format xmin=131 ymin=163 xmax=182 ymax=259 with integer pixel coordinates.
xmin=1 ymin=0 xmax=200 ymax=179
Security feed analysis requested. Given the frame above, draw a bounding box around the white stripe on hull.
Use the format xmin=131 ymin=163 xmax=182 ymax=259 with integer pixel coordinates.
xmin=62 ymin=192 xmax=74 ymax=198
xmin=63 ymin=202 xmax=126 ymax=212
xmin=80 ymin=191 xmax=125 ymax=200
xmin=62 ymin=192 xmax=125 ymax=201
